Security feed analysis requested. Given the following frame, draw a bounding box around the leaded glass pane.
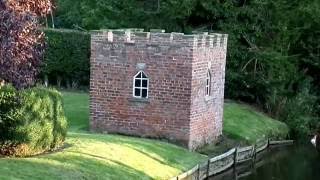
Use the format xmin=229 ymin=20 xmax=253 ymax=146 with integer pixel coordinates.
xmin=135 ymin=79 xmax=141 ymax=87
xmin=134 ymin=88 xmax=141 ymax=97
xmin=142 ymin=72 xmax=147 ymax=78
xmin=142 ymin=80 xmax=148 ymax=87
xmin=142 ymin=89 xmax=148 ymax=98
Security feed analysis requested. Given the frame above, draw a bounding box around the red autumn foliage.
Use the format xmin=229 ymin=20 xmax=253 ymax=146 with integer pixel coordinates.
xmin=0 ymin=0 xmax=52 ymax=88
xmin=4 ymin=0 xmax=52 ymax=16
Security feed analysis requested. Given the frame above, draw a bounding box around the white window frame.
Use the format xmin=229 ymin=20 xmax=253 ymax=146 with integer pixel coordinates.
xmin=133 ymin=71 xmax=149 ymax=98
xmin=206 ymin=70 xmax=211 ymax=96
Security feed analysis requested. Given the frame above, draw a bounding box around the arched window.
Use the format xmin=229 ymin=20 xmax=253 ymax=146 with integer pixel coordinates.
xmin=133 ymin=71 xmax=149 ymax=98
xmin=206 ymin=70 xmax=211 ymax=96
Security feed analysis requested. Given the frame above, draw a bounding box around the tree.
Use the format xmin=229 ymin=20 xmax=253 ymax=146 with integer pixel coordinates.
xmin=49 ymin=0 xmax=320 ymax=136
xmin=0 ymin=0 xmax=53 ymax=89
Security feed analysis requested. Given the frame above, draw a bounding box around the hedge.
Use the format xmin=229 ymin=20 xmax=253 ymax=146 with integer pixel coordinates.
xmin=42 ymin=28 xmax=90 ymax=88
xmin=0 ymin=86 xmax=67 ymax=157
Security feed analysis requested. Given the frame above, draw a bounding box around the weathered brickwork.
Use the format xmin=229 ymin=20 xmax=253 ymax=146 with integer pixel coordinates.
xmin=189 ymin=34 xmax=228 ymax=149
xmin=90 ymin=29 xmax=228 ymax=150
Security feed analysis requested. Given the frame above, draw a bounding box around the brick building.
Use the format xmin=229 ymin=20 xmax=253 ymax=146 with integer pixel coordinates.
xmin=90 ymin=29 xmax=228 ymax=150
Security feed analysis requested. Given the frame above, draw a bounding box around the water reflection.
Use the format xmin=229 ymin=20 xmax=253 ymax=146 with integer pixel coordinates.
xmin=208 ymin=144 xmax=320 ymax=180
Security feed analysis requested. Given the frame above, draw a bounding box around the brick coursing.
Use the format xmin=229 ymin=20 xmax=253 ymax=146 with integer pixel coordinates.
xmin=90 ymin=29 xmax=228 ymax=150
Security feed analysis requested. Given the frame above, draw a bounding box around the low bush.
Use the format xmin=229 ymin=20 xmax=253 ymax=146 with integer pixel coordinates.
xmin=0 ymin=86 xmax=67 ymax=156
xmin=0 ymin=85 xmax=21 ymax=141
xmin=278 ymin=81 xmax=319 ymax=138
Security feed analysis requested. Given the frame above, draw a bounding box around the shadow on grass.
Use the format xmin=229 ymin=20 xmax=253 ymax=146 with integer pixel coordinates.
xmin=0 ymin=153 xmax=152 ymax=180
xmin=68 ymin=132 xmax=205 ymax=171
xmin=197 ymin=135 xmax=248 ymax=157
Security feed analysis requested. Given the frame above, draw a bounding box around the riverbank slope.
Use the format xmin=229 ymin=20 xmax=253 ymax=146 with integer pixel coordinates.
xmin=0 ymin=91 xmax=289 ymax=179
xmin=199 ymin=101 xmax=289 ymax=155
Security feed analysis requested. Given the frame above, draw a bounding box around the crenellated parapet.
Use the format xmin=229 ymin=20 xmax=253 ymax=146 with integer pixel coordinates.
xmin=90 ymin=28 xmax=228 ymax=150
xmin=91 ymin=29 xmax=228 ymax=49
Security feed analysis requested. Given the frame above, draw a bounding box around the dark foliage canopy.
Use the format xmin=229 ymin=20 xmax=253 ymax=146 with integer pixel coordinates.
xmin=42 ymin=29 xmax=90 ymax=88
xmin=53 ymin=0 xmax=319 ymax=136
xmin=0 ymin=0 xmax=52 ymax=88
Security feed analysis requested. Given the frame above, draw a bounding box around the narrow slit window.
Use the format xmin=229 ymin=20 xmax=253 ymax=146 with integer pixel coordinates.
xmin=133 ymin=71 xmax=149 ymax=98
xmin=206 ymin=70 xmax=211 ymax=96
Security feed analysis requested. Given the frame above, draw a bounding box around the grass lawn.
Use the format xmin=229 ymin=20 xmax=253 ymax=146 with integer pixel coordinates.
xmin=0 ymin=91 xmax=206 ymax=180
xmin=199 ymin=101 xmax=289 ymax=156
xmin=0 ymin=91 xmax=289 ymax=179
xmin=63 ymin=91 xmax=90 ymax=131
xmin=223 ymin=102 xmax=289 ymax=143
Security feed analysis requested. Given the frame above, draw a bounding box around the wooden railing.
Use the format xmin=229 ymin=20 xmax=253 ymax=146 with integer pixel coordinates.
xmin=170 ymin=139 xmax=293 ymax=180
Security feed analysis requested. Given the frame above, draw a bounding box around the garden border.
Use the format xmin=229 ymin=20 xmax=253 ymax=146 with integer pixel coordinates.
xmin=170 ymin=139 xmax=294 ymax=180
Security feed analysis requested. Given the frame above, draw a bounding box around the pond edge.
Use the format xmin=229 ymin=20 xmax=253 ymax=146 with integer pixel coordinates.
xmin=170 ymin=139 xmax=294 ymax=180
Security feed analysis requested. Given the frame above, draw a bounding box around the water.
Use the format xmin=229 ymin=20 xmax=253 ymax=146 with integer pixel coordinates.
xmin=209 ymin=144 xmax=320 ymax=180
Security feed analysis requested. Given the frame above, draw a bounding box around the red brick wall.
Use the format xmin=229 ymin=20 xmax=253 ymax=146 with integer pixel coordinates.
xmin=189 ymin=34 xmax=228 ymax=149
xmin=90 ymin=30 xmax=228 ymax=149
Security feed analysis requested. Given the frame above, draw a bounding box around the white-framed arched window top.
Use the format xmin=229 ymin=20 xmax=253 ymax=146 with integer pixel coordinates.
xmin=206 ymin=70 xmax=211 ymax=96
xmin=133 ymin=71 xmax=149 ymax=98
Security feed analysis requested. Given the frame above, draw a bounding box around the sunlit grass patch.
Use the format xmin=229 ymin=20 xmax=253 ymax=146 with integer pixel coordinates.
xmin=0 ymin=91 xmax=206 ymax=180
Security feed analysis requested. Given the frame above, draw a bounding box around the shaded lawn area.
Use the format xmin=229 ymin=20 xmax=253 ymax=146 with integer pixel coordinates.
xmin=223 ymin=102 xmax=289 ymax=143
xmin=0 ymin=91 xmax=206 ymax=180
xmin=199 ymin=101 xmax=289 ymax=156
xmin=63 ymin=91 xmax=90 ymax=131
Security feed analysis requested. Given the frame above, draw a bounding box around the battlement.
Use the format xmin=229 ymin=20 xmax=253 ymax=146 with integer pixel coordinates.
xmin=90 ymin=28 xmax=228 ymax=150
xmin=91 ymin=29 xmax=228 ymax=49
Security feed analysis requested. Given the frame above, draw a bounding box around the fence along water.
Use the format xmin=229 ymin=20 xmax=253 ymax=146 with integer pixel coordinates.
xmin=170 ymin=139 xmax=293 ymax=180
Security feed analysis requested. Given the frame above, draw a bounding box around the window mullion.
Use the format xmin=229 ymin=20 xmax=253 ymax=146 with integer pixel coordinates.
xmin=140 ymin=78 xmax=143 ymax=98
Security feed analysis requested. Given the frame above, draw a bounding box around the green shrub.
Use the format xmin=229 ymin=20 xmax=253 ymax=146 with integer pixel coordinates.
xmin=0 ymin=86 xmax=67 ymax=156
xmin=42 ymin=28 xmax=90 ymax=88
xmin=279 ymin=80 xmax=319 ymax=138
xmin=0 ymin=85 xmax=21 ymax=141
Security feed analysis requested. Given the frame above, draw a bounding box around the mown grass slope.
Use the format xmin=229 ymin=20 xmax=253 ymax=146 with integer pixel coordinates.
xmin=0 ymin=92 xmax=289 ymax=179
xmin=199 ymin=101 xmax=289 ymax=156
xmin=223 ymin=102 xmax=289 ymax=143
xmin=63 ymin=91 xmax=89 ymax=131
xmin=0 ymin=91 xmax=206 ymax=180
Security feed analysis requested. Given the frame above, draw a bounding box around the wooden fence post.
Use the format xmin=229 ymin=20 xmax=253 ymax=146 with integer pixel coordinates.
xmin=206 ymin=159 xmax=210 ymax=178
xmin=253 ymin=144 xmax=257 ymax=163
xmin=197 ymin=164 xmax=200 ymax=180
xmin=234 ymin=147 xmax=238 ymax=166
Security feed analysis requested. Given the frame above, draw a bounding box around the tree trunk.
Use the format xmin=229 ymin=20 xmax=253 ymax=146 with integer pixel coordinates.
xmin=44 ymin=75 xmax=49 ymax=87
xmin=50 ymin=10 xmax=55 ymax=29
xmin=45 ymin=16 xmax=48 ymax=28
xmin=56 ymin=75 xmax=61 ymax=88
xmin=66 ymin=78 xmax=71 ymax=89
xmin=0 ymin=79 xmax=5 ymax=87
xmin=316 ymin=133 xmax=320 ymax=153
